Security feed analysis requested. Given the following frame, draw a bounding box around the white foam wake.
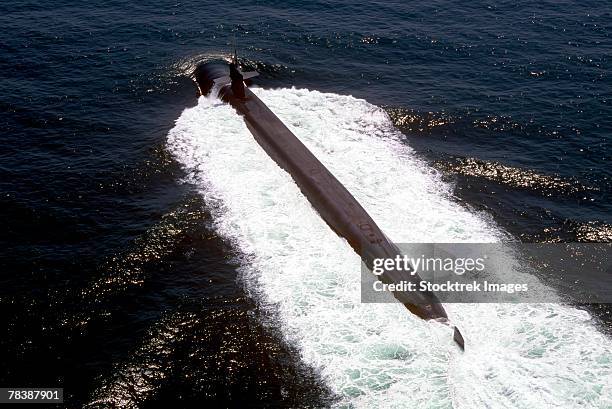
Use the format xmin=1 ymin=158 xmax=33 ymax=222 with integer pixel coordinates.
xmin=167 ymin=88 xmax=611 ymax=408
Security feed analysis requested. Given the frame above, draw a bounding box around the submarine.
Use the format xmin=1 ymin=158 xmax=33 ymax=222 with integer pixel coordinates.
xmin=193 ymin=53 xmax=465 ymax=350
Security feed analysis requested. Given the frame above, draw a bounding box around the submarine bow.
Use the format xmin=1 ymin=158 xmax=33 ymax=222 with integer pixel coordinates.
xmin=193 ymin=60 xmax=465 ymax=350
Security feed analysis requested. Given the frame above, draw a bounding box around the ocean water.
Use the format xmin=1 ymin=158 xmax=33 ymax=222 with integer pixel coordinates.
xmin=1 ymin=1 xmax=611 ymax=407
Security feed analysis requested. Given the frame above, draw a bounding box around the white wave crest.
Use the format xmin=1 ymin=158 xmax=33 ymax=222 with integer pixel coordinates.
xmin=167 ymin=87 xmax=611 ymax=408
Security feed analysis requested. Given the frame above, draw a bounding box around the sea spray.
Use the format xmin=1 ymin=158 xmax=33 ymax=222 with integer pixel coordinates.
xmin=167 ymin=88 xmax=612 ymax=408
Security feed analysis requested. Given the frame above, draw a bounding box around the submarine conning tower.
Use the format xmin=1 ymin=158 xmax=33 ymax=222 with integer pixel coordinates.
xmin=193 ymin=59 xmax=258 ymax=102
xmin=191 ymin=59 xmax=465 ymax=350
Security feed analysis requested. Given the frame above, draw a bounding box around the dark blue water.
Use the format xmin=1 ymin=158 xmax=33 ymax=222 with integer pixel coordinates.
xmin=1 ymin=0 xmax=610 ymax=407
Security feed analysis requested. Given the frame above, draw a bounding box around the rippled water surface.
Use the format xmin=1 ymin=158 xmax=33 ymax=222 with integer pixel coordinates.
xmin=1 ymin=0 xmax=610 ymax=407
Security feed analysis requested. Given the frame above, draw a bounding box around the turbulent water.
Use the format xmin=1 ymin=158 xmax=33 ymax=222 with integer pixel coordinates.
xmin=1 ymin=0 xmax=611 ymax=407
xmin=167 ymin=89 xmax=611 ymax=408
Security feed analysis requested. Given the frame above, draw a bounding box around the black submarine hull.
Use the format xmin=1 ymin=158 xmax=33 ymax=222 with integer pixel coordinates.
xmin=194 ymin=61 xmax=464 ymax=349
